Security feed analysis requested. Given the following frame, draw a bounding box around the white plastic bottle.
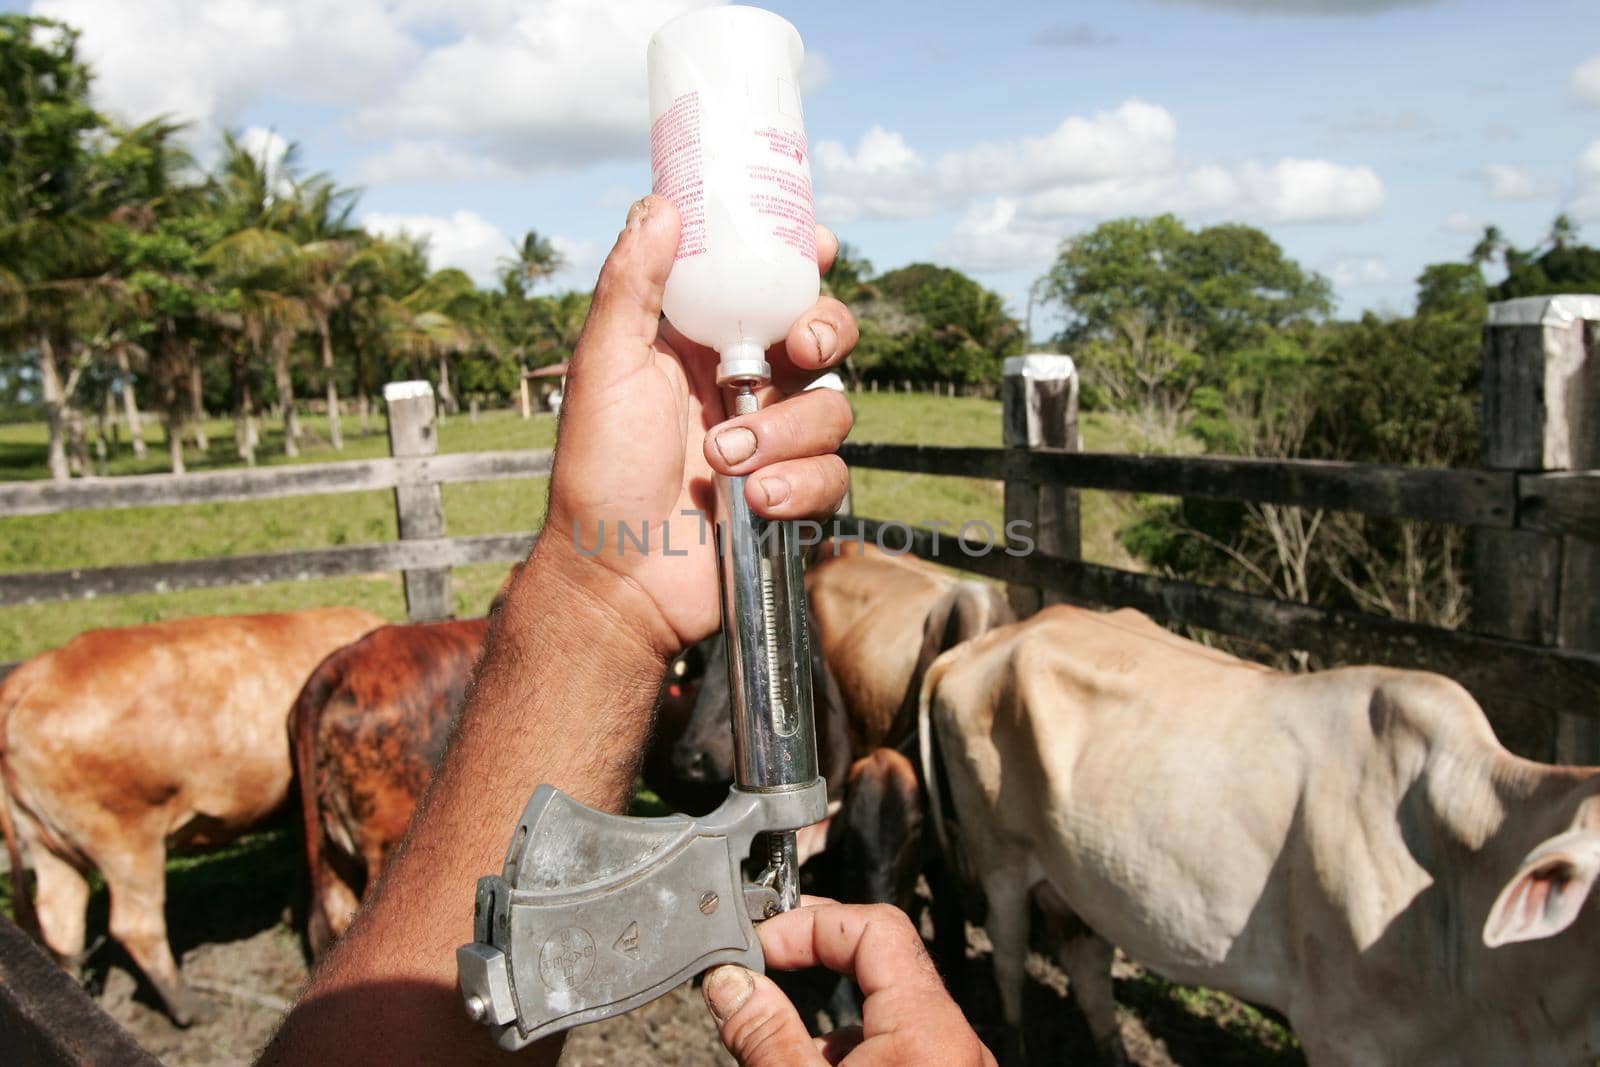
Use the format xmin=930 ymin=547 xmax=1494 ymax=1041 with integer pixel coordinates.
xmin=647 ymin=6 xmax=819 ymax=385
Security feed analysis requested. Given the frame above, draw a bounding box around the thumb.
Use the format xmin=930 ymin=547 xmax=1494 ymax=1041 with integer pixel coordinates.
xmin=703 ymin=965 xmax=825 ymax=1067
xmin=572 ymin=195 xmax=680 ymax=384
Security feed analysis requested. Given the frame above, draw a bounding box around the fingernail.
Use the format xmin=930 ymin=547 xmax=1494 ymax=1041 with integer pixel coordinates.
xmin=714 ymin=427 xmax=757 ymax=465
xmin=760 ymin=476 xmax=790 ymax=507
xmin=626 ymin=198 xmax=651 ymax=232
xmin=809 ymin=320 xmax=838 ymax=362
xmin=703 ymin=966 xmax=754 ymax=1023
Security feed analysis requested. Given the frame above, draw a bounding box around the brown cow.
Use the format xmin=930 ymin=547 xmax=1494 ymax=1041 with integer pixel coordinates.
xmin=0 ymin=607 xmax=381 ymax=1025
xmin=671 ymin=540 xmax=1013 ymax=792
xmin=808 ymin=539 xmax=1012 ymax=752
xmin=292 ymin=617 xmax=488 ymax=958
xmin=293 ymin=621 xmax=716 ymax=958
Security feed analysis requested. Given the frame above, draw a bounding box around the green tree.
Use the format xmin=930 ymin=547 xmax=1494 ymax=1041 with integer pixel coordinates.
xmin=866 ymin=263 xmax=1019 ymax=386
xmin=1040 ymin=215 xmax=1331 ymax=437
xmin=0 ymin=15 xmax=114 ymax=479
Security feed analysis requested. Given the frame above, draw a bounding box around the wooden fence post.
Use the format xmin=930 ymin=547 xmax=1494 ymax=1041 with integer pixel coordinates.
xmin=1476 ymin=295 xmax=1600 ymax=762
xmin=385 ymin=381 xmax=452 ymax=621
xmin=1002 ymin=354 xmax=1081 ymax=617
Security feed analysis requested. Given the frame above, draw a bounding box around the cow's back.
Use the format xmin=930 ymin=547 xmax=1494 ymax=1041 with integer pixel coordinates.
xmin=807 ymin=543 xmax=952 ymax=747
xmin=3 ymin=607 xmax=382 ymax=850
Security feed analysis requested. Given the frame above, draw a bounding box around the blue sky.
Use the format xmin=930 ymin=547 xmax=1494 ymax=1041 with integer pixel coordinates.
xmin=16 ymin=0 xmax=1600 ymax=335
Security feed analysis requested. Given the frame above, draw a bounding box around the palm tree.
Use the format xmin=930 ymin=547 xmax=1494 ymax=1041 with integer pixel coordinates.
xmin=1470 ymin=225 xmax=1505 ymax=268
xmin=1548 ymin=213 xmax=1579 ymax=252
xmin=342 ymin=235 xmax=428 ymax=432
xmin=498 ymin=230 xmax=565 ymax=296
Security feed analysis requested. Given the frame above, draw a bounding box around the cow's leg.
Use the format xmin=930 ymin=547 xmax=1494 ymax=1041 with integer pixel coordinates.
xmin=981 ymin=867 xmax=1031 ymax=1066
xmin=101 ymin=844 xmax=203 ymax=1026
xmin=1054 ymin=925 xmax=1125 ymax=1066
xmin=30 ymin=847 xmax=90 ymax=972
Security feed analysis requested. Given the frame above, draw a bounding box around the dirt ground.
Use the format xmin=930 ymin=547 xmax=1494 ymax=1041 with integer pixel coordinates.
xmin=47 ymin=829 xmax=1298 ymax=1066
xmin=92 ymin=918 xmax=1300 ymax=1067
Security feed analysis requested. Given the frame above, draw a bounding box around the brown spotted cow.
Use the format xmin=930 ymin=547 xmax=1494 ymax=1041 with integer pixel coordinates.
xmin=293 ymin=620 xmax=715 ymax=959
xmin=0 ymin=607 xmax=382 ymax=1025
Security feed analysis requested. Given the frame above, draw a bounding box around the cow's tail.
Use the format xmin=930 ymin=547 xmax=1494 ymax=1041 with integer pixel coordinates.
xmin=0 ymin=667 xmax=39 ymax=937
xmin=289 ymin=651 xmax=341 ymax=956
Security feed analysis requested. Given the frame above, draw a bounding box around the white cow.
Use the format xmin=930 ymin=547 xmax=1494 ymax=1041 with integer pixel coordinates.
xmin=921 ymin=604 xmax=1600 ymax=1066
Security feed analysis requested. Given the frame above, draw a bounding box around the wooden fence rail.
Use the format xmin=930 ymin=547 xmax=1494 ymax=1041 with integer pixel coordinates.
xmin=0 ymin=534 xmax=536 ymax=608
xmin=837 ymin=443 xmax=1594 ymax=542
xmin=0 ymin=449 xmax=553 ymax=517
xmin=830 ymin=515 xmax=1600 ymax=728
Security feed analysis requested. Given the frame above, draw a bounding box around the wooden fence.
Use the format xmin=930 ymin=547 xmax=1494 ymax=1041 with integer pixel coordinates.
xmin=0 ymin=299 xmax=1596 ymax=760
xmin=0 ymin=381 xmax=542 ymax=623
xmin=830 ymin=297 xmax=1600 ymax=763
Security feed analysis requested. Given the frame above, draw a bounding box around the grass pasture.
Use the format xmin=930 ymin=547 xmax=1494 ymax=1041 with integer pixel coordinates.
xmin=0 ymin=393 xmax=1141 ymax=662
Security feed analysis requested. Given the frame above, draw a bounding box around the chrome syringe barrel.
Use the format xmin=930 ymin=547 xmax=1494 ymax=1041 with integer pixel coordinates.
xmin=713 ymin=382 xmax=818 ymax=912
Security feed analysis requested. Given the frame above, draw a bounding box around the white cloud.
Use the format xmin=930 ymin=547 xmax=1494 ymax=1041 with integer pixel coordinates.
xmin=1481 ymin=163 xmax=1547 ymax=201
xmin=817 ymin=101 xmax=1179 ymax=223
xmin=236 ymin=127 xmax=294 ymax=195
xmin=1571 ymin=139 xmax=1600 ymax=222
xmin=1572 ymin=54 xmax=1600 ymax=107
xmin=1440 ymin=211 xmax=1481 ymax=235
xmin=34 ymin=0 xmax=419 ymax=136
xmin=938 ymin=200 xmax=1065 ymax=272
xmin=352 ymin=141 xmax=523 ymax=185
xmin=816 ymin=103 xmax=1385 ymax=276
xmin=363 ymin=210 xmax=516 ymax=287
xmin=31 ymin=0 xmax=719 ymax=173
xmin=1324 ymin=255 xmax=1391 ymax=287
xmin=351 ymin=0 xmax=709 ymax=172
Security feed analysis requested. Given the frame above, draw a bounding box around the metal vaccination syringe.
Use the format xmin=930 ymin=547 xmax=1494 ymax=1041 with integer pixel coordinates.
xmin=455 ymin=351 xmax=825 ymax=1050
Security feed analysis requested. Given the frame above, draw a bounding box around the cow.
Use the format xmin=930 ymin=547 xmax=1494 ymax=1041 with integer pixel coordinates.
xmin=292 ymin=617 xmax=489 ymax=959
xmin=803 ymin=741 xmax=967 ymax=1029
xmin=922 ymin=603 xmax=1600 ymax=1066
xmin=669 ymin=607 xmax=853 ymax=802
xmin=293 ymin=622 xmax=717 ymax=958
xmin=0 ymin=607 xmax=382 ymax=1025
xmin=671 ymin=539 xmax=1012 ymax=794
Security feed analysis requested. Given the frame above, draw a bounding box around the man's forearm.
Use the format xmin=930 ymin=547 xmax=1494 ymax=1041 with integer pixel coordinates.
xmin=260 ymin=547 xmax=670 ymax=1066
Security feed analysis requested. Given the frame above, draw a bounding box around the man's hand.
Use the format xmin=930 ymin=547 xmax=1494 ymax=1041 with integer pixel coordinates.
xmin=702 ymin=902 xmax=996 ymax=1067
xmin=537 ymin=194 xmax=857 ymax=656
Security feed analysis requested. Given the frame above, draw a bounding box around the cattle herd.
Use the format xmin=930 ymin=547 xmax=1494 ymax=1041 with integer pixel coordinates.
xmin=0 ymin=540 xmax=1596 ymax=1065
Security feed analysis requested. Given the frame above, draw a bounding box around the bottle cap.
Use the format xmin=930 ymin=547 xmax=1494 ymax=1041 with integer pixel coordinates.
xmin=716 ymin=340 xmax=772 ymax=387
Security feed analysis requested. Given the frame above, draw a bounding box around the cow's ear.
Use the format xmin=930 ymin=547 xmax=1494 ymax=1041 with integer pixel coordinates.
xmin=1484 ymin=797 xmax=1600 ymax=948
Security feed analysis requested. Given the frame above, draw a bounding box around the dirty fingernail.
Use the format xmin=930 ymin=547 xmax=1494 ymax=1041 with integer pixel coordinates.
xmin=760 ymin=476 xmax=790 ymax=507
xmin=715 ymin=427 xmax=757 ymax=465
xmin=703 ymin=966 xmax=754 ymax=1023
xmin=809 ymin=320 xmax=838 ymax=362
xmin=626 ymin=198 xmax=651 ymax=231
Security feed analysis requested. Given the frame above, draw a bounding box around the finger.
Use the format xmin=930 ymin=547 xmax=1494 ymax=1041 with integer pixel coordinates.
xmin=816 ymin=224 xmax=840 ymax=276
xmin=703 ymin=966 xmax=826 ymax=1067
xmin=772 ymin=296 xmax=858 ymax=380
xmin=705 ymin=387 xmax=852 ymax=477
xmin=816 ymin=1025 xmax=864 ymax=1065
xmin=572 ymin=195 xmax=681 ymax=383
xmin=757 ymin=904 xmax=945 ymax=1002
xmin=744 ymin=454 xmax=849 ymax=521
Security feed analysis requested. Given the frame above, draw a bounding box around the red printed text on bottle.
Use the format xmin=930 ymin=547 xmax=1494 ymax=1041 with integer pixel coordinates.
xmin=650 ymin=92 xmax=706 ymax=260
